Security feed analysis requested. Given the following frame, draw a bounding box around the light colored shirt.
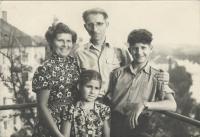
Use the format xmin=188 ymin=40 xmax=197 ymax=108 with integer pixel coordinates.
xmin=107 ymin=63 xmax=174 ymax=115
xmin=75 ymin=42 xmax=131 ymax=96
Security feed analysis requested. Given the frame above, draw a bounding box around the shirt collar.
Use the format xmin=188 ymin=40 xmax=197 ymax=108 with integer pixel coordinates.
xmin=87 ymin=39 xmax=111 ymax=51
xmin=127 ymin=62 xmax=151 ymax=75
xmin=51 ymin=52 xmax=73 ymax=61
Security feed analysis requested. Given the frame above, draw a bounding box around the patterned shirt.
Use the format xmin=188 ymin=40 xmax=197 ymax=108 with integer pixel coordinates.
xmin=63 ymin=101 xmax=111 ymax=137
xmin=32 ymin=54 xmax=80 ymax=137
xmin=75 ymin=42 xmax=131 ymax=97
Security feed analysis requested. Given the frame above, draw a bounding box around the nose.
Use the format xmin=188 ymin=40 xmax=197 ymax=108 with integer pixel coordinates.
xmin=90 ymin=88 xmax=96 ymax=94
xmin=90 ymin=24 xmax=98 ymax=33
xmin=135 ymin=47 xmax=142 ymax=55
xmin=93 ymin=25 xmax=98 ymax=32
xmin=62 ymin=41 xmax=70 ymax=48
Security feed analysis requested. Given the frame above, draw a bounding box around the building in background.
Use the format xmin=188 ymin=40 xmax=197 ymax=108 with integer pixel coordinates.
xmin=0 ymin=11 xmax=46 ymax=137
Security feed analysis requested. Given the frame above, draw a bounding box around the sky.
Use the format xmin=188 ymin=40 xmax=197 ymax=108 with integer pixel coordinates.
xmin=1 ymin=1 xmax=200 ymax=47
xmin=1 ymin=1 xmax=200 ymax=102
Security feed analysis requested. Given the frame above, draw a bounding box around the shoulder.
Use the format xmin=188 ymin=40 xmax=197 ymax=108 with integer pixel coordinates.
xmin=74 ymin=43 xmax=90 ymax=53
xmin=34 ymin=59 xmax=52 ymax=74
xmin=95 ymin=102 xmax=110 ymax=111
xmin=149 ymin=64 xmax=167 ymax=78
xmin=112 ymin=65 xmax=129 ymax=77
xmin=150 ymin=65 xmax=160 ymax=74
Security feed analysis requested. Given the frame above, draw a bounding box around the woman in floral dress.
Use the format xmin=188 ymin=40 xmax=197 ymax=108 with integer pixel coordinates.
xmin=32 ymin=22 xmax=79 ymax=137
xmin=61 ymin=70 xmax=110 ymax=137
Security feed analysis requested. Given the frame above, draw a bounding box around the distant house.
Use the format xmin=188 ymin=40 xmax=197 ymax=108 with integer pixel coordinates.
xmin=0 ymin=11 xmax=46 ymax=137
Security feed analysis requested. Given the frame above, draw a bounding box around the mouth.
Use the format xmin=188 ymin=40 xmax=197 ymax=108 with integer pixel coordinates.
xmin=88 ymin=95 xmax=96 ymax=99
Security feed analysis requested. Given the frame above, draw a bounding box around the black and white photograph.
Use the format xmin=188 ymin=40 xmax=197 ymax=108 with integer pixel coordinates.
xmin=0 ymin=1 xmax=200 ymax=137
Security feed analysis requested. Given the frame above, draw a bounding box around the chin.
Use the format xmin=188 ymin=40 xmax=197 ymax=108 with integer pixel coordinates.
xmin=85 ymin=99 xmax=95 ymax=102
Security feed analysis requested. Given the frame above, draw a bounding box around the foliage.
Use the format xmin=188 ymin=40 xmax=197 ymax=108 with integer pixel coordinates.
xmin=0 ymin=38 xmax=36 ymax=136
xmin=151 ymin=64 xmax=200 ymax=137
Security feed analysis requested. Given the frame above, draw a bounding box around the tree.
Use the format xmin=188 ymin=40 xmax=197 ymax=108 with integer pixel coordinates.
xmin=151 ymin=64 xmax=200 ymax=137
xmin=0 ymin=30 xmax=36 ymax=136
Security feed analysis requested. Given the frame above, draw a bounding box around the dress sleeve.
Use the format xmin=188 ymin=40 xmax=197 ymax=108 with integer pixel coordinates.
xmin=61 ymin=104 xmax=74 ymax=122
xmin=100 ymin=105 xmax=111 ymax=121
xmin=32 ymin=65 xmax=52 ymax=93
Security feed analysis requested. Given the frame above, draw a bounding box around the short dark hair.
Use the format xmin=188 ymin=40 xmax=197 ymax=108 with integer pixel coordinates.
xmin=82 ymin=8 xmax=108 ymax=22
xmin=127 ymin=29 xmax=153 ymax=46
xmin=79 ymin=69 xmax=102 ymax=88
xmin=45 ymin=22 xmax=77 ymax=50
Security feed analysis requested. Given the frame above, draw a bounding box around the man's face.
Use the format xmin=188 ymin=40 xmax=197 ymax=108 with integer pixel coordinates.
xmin=84 ymin=13 xmax=108 ymax=42
xmin=128 ymin=43 xmax=152 ymax=64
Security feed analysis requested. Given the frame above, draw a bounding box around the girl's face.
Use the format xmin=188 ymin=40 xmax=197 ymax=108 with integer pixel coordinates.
xmin=52 ymin=33 xmax=73 ymax=57
xmin=80 ymin=80 xmax=101 ymax=102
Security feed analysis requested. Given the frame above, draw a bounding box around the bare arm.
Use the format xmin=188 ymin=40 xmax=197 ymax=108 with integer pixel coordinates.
xmin=103 ymin=120 xmax=110 ymax=137
xmin=145 ymin=88 xmax=177 ymax=112
xmin=61 ymin=120 xmax=71 ymax=137
xmin=37 ymin=89 xmax=64 ymax=137
xmin=128 ymin=87 xmax=177 ymax=129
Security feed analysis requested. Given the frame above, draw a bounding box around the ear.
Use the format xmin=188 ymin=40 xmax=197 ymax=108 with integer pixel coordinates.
xmin=149 ymin=44 xmax=153 ymax=51
xmin=106 ymin=21 xmax=109 ymax=27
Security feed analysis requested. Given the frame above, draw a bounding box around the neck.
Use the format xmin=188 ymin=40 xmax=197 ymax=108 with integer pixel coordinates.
xmin=132 ymin=61 xmax=148 ymax=72
xmin=79 ymin=100 xmax=95 ymax=109
xmin=90 ymin=37 xmax=105 ymax=47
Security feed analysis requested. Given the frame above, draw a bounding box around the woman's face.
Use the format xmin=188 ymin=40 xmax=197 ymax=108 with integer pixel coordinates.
xmin=52 ymin=33 xmax=73 ymax=57
xmin=80 ymin=80 xmax=101 ymax=102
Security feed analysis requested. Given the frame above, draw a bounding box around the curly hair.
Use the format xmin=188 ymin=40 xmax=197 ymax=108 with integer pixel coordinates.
xmin=127 ymin=29 xmax=153 ymax=46
xmin=45 ymin=22 xmax=77 ymax=50
xmin=82 ymin=8 xmax=108 ymax=22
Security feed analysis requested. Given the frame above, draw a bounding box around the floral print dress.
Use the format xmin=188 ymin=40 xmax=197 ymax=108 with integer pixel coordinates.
xmin=32 ymin=54 xmax=80 ymax=137
xmin=63 ymin=101 xmax=111 ymax=137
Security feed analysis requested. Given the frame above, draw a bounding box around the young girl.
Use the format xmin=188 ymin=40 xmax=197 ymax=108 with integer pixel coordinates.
xmin=61 ymin=70 xmax=110 ymax=137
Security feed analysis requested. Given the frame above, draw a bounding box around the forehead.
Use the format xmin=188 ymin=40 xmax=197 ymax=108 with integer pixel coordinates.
xmin=55 ymin=33 xmax=72 ymax=39
xmin=130 ymin=43 xmax=151 ymax=48
xmin=85 ymin=79 xmax=101 ymax=85
xmin=85 ymin=13 xmax=106 ymax=23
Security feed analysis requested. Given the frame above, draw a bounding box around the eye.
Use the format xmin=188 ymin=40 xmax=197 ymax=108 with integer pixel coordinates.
xmin=86 ymin=85 xmax=92 ymax=88
xmin=66 ymin=39 xmax=72 ymax=43
xmin=141 ymin=46 xmax=147 ymax=50
xmin=96 ymin=22 xmax=104 ymax=26
xmin=86 ymin=23 xmax=93 ymax=28
xmin=95 ymin=87 xmax=100 ymax=90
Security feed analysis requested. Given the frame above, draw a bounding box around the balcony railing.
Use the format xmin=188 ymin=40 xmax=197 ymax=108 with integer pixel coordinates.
xmin=0 ymin=103 xmax=200 ymax=127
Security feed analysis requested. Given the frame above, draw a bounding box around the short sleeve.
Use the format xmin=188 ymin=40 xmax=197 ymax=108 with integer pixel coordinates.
xmin=157 ymin=81 xmax=175 ymax=100
xmin=100 ymin=105 xmax=111 ymax=121
xmin=164 ymin=85 xmax=175 ymax=96
xmin=32 ymin=65 xmax=52 ymax=93
xmin=61 ymin=104 xmax=74 ymax=122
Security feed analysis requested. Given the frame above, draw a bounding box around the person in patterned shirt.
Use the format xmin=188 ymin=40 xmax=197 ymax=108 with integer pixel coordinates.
xmin=61 ymin=70 xmax=111 ymax=137
xmin=32 ymin=22 xmax=80 ymax=137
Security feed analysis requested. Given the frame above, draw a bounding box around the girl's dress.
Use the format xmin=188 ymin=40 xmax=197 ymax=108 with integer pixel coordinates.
xmin=63 ymin=101 xmax=111 ymax=137
xmin=32 ymin=54 xmax=79 ymax=137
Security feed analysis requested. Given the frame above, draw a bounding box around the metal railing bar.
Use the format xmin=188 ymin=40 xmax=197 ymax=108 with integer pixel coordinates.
xmin=0 ymin=103 xmax=200 ymax=127
xmin=0 ymin=103 xmax=37 ymax=110
xmin=160 ymin=111 xmax=200 ymax=127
